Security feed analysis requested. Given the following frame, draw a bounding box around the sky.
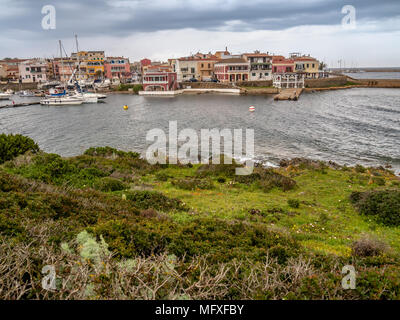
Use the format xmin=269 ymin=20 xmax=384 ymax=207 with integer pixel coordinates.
xmin=0 ymin=0 xmax=399 ymax=67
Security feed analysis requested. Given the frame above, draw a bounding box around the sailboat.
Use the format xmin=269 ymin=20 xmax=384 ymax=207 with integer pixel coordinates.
xmin=40 ymin=40 xmax=84 ymax=106
xmin=68 ymin=34 xmax=106 ymax=103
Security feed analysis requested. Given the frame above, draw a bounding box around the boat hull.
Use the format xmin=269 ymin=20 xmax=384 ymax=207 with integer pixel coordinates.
xmin=40 ymin=97 xmax=83 ymax=105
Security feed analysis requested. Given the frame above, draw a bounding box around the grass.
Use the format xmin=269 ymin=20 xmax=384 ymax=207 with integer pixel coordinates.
xmin=1 ymin=136 xmax=400 ymax=299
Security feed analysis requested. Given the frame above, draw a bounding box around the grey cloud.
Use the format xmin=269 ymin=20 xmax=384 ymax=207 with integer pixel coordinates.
xmin=0 ymin=0 xmax=399 ymax=38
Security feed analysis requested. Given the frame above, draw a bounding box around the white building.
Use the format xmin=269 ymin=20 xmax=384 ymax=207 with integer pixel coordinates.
xmin=272 ymin=73 xmax=305 ymax=89
xmin=242 ymin=52 xmax=272 ymax=81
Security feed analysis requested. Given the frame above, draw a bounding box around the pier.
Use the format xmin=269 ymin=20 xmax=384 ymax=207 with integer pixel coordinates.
xmin=0 ymin=101 xmax=40 ymax=109
xmin=274 ymin=88 xmax=303 ymax=101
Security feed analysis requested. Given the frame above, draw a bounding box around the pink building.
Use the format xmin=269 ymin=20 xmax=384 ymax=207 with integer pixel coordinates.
xmin=272 ymin=56 xmax=294 ymax=73
xmin=52 ymin=59 xmax=74 ymax=82
xmin=140 ymin=58 xmax=152 ymax=74
xmin=18 ymin=60 xmax=48 ymax=83
xmin=142 ymin=71 xmax=178 ymax=91
xmin=104 ymin=57 xmax=131 ymax=81
xmin=214 ymin=58 xmax=249 ymax=83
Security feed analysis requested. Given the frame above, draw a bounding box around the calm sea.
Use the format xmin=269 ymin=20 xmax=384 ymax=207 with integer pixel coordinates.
xmin=1 ymin=88 xmax=399 ymax=173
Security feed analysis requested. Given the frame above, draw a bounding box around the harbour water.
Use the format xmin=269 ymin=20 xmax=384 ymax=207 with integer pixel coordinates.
xmin=344 ymin=72 xmax=400 ymax=79
xmin=1 ymin=88 xmax=399 ymax=173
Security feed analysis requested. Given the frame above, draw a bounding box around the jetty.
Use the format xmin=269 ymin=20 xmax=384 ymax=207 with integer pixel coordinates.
xmin=0 ymin=101 xmax=40 ymax=109
xmin=274 ymin=88 xmax=303 ymax=101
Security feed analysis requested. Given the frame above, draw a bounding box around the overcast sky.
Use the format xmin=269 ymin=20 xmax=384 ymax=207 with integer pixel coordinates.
xmin=0 ymin=0 xmax=399 ymax=67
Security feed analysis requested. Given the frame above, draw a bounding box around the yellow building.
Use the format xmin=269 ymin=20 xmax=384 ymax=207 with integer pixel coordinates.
xmin=293 ymin=55 xmax=320 ymax=79
xmin=73 ymin=51 xmax=105 ymax=79
xmin=196 ymin=58 xmax=220 ymax=80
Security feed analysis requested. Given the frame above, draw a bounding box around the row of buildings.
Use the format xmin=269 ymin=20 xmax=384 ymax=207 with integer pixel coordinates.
xmin=0 ymin=51 xmax=132 ymax=84
xmin=0 ymin=48 xmax=324 ymax=90
xmin=141 ymin=49 xmax=324 ymax=91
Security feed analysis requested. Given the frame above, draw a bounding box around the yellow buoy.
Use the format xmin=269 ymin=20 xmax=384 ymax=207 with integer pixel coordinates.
xmin=123 ymin=105 xmax=128 ymax=110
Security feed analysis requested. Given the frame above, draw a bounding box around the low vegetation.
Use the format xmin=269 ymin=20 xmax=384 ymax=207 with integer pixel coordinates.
xmin=1 ymin=134 xmax=400 ymax=300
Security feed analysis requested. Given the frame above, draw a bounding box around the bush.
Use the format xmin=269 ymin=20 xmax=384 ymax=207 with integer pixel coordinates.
xmin=126 ymin=190 xmax=188 ymax=212
xmin=171 ymin=178 xmax=214 ymax=190
xmin=94 ymin=177 xmax=127 ymax=192
xmin=354 ymin=164 xmax=366 ymax=173
xmin=288 ymin=199 xmax=300 ymax=209
xmin=0 ymin=134 xmax=39 ymax=164
xmin=235 ymin=168 xmax=296 ymax=192
xmin=84 ymin=146 xmax=139 ymax=159
xmin=217 ymin=177 xmax=226 ymax=183
xmin=372 ymin=176 xmax=385 ymax=186
xmin=155 ymin=172 xmax=169 ymax=182
xmin=351 ymin=236 xmax=388 ymax=257
xmin=116 ymin=84 xmax=143 ymax=93
xmin=196 ymin=155 xmax=241 ymax=178
xmin=350 ymin=190 xmax=400 ymax=226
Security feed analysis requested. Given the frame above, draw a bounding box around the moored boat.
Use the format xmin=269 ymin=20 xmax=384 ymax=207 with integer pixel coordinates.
xmin=40 ymin=96 xmax=84 ymax=105
xmin=0 ymin=93 xmax=12 ymax=100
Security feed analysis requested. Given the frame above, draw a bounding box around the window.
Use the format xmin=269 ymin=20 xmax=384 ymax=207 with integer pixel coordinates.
xmin=191 ymin=68 xmax=195 ymax=73
xmin=252 ymin=73 xmax=256 ymax=76
xmin=265 ymin=73 xmax=269 ymax=76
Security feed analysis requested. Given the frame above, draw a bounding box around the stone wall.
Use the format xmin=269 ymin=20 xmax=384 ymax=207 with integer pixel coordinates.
xmin=304 ymin=77 xmax=347 ymax=88
xmin=0 ymin=82 xmax=38 ymax=91
xmin=346 ymin=78 xmax=400 ymax=88
xmin=236 ymin=80 xmax=273 ymax=87
xmin=180 ymin=82 xmax=235 ymax=89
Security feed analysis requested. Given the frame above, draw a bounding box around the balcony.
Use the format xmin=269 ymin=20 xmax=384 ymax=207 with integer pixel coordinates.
xmin=227 ymin=69 xmax=248 ymax=73
xmin=143 ymin=80 xmax=168 ymax=84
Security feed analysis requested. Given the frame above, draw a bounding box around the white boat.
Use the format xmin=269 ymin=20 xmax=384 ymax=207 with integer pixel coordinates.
xmin=94 ymin=79 xmax=110 ymax=89
xmin=19 ymin=90 xmax=36 ymax=97
xmin=0 ymin=93 xmax=11 ymax=100
xmin=73 ymin=92 xmax=98 ymax=103
xmin=40 ymin=96 xmax=84 ymax=105
xmin=83 ymin=92 xmax=107 ymax=99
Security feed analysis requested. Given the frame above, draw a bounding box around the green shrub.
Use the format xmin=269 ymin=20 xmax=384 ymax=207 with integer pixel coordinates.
xmin=155 ymin=172 xmax=169 ymax=182
xmin=0 ymin=133 xmax=39 ymax=164
xmin=171 ymin=178 xmax=214 ymax=190
xmin=235 ymin=168 xmax=296 ymax=192
xmin=350 ymin=190 xmax=400 ymax=226
xmin=126 ymin=190 xmax=188 ymax=212
xmin=116 ymin=84 xmax=143 ymax=93
xmin=354 ymin=164 xmax=366 ymax=173
xmin=196 ymin=155 xmax=241 ymax=178
xmin=287 ymin=199 xmax=300 ymax=209
xmin=351 ymin=236 xmax=388 ymax=257
xmin=372 ymin=176 xmax=385 ymax=186
xmin=217 ymin=177 xmax=226 ymax=183
xmin=84 ymin=146 xmax=139 ymax=159
xmin=94 ymin=177 xmax=127 ymax=192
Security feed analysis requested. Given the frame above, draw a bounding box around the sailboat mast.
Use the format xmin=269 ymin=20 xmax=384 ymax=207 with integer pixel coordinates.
xmin=75 ymin=34 xmax=80 ymax=81
xmin=59 ymin=40 xmax=66 ymax=91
